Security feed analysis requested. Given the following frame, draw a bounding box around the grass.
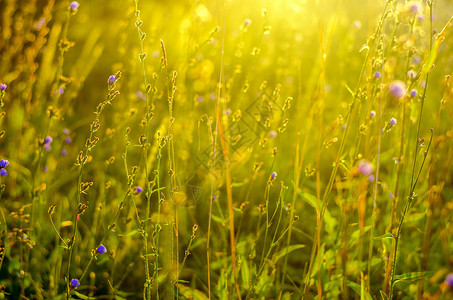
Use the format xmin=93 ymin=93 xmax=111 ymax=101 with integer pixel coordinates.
xmin=0 ymin=0 xmax=453 ymax=299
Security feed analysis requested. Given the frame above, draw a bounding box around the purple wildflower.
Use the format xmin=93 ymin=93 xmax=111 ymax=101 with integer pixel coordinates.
xmin=225 ymin=109 xmax=231 ymax=115
xmin=63 ymin=128 xmax=69 ymax=135
xmin=70 ymin=278 xmax=80 ymax=289
xmin=389 ymin=81 xmax=406 ymax=99
xmin=61 ymin=149 xmax=67 ymax=156
xmin=0 ymin=159 xmax=9 ymax=168
xmin=407 ymin=1 xmax=421 ymax=14
xmin=357 ymin=160 xmax=373 ymax=176
xmin=374 ymin=71 xmax=381 ymax=79
xmin=96 ymin=244 xmax=107 ymax=254
xmin=446 ymin=273 xmax=453 ymax=287
xmin=135 ymin=186 xmax=143 ymax=193
xmin=108 ymin=75 xmax=115 ymax=85
xmin=44 ymin=136 xmax=53 ymax=144
xmin=65 ymin=137 xmax=72 ymax=144
xmin=368 ymin=175 xmax=375 ymax=182
xmin=269 ymin=130 xmax=276 ymax=138
xmin=0 ymin=84 xmax=6 ymax=91
xmin=44 ymin=143 xmax=51 ymax=151
xmin=271 ymin=172 xmax=277 ymax=180
xmin=0 ymin=169 xmax=7 ymax=176
xmin=410 ymin=89 xmax=417 ymax=98
xmin=390 ymin=118 xmax=397 ymax=126
xmin=136 ymin=91 xmax=146 ymax=100
xmin=407 ymin=70 xmax=417 ymax=80
xmin=34 ymin=18 xmax=46 ymax=30
xmin=370 ymin=110 xmax=376 ymax=118
xmin=69 ymin=2 xmax=79 ymax=11
xmin=43 ymin=166 xmax=49 ymax=172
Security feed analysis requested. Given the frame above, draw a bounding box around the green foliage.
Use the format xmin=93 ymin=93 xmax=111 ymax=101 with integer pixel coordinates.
xmin=0 ymin=0 xmax=452 ymax=299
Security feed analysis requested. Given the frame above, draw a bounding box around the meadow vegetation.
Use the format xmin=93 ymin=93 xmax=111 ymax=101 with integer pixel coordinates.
xmin=0 ymin=0 xmax=453 ymax=299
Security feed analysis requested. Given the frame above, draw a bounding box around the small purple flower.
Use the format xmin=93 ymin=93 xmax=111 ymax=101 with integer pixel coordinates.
xmin=135 ymin=186 xmax=143 ymax=193
xmin=44 ymin=143 xmax=51 ymax=151
xmin=446 ymin=273 xmax=453 ymax=287
xmin=33 ymin=18 xmax=46 ymax=30
xmin=196 ymin=96 xmax=204 ymax=103
xmin=244 ymin=18 xmax=252 ymax=26
xmin=65 ymin=137 xmax=72 ymax=144
xmin=271 ymin=172 xmax=277 ymax=180
xmin=63 ymin=128 xmax=69 ymax=135
xmin=69 ymin=2 xmax=79 ymax=11
xmin=269 ymin=130 xmax=276 ymax=138
xmin=96 ymin=244 xmax=107 ymax=254
xmin=44 ymin=136 xmax=53 ymax=144
xmin=61 ymin=149 xmax=67 ymax=156
xmin=407 ymin=1 xmax=421 ymax=14
xmin=70 ymin=278 xmax=80 ymax=289
xmin=108 ymin=75 xmax=115 ymax=85
xmin=413 ymin=56 xmax=421 ymax=64
xmin=357 ymin=160 xmax=373 ymax=176
xmin=368 ymin=175 xmax=375 ymax=182
xmin=0 ymin=169 xmax=7 ymax=176
xmin=410 ymin=89 xmax=417 ymax=98
xmin=58 ymin=87 xmax=64 ymax=95
xmin=388 ymin=81 xmax=406 ymax=99
xmin=370 ymin=110 xmax=376 ymax=118
xmin=136 ymin=91 xmax=146 ymax=100
xmin=0 ymin=159 xmax=9 ymax=168
xmin=407 ymin=70 xmax=417 ymax=80
xmin=43 ymin=166 xmax=49 ymax=172
xmin=212 ymin=195 xmax=216 ymax=200
xmin=390 ymin=118 xmax=397 ymax=126
xmin=0 ymin=84 xmax=6 ymax=91
xmin=374 ymin=71 xmax=381 ymax=79
xmin=225 ymin=109 xmax=231 ymax=115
